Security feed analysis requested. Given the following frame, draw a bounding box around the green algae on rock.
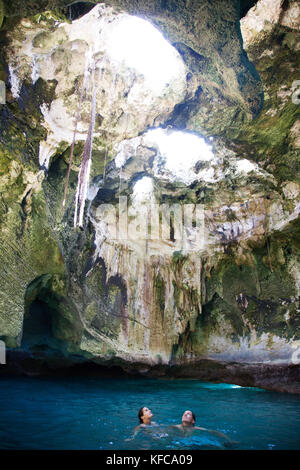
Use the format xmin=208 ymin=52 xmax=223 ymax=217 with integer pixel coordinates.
xmin=0 ymin=0 xmax=299 ymax=393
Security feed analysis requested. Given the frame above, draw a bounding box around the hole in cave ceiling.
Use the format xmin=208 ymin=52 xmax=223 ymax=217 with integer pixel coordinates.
xmin=104 ymin=14 xmax=186 ymax=95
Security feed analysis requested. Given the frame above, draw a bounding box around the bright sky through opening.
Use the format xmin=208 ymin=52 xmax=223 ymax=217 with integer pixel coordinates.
xmin=132 ymin=176 xmax=154 ymax=203
xmin=107 ymin=16 xmax=184 ymax=94
xmin=145 ymin=129 xmax=215 ymax=184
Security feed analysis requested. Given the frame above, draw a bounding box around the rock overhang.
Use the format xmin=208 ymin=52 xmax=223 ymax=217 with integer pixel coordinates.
xmin=0 ymin=0 xmax=300 ymax=393
xmin=2 ymin=0 xmax=264 ymax=139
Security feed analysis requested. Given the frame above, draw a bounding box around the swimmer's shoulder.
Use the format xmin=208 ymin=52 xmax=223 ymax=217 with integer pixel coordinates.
xmin=133 ymin=424 xmax=143 ymax=433
xmin=172 ymin=424 xmax=184 ymax=431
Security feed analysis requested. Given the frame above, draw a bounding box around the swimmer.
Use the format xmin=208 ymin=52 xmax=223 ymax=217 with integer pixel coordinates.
xmin=137 ymin=406 xmax=156 ymax=426
xmin=173 ymin=410 xmax=197 ymax=430
xmin=174 ymin=410 xmax=238 ymax=447
xmin=125 ymin=406 xmax=158 ymax=441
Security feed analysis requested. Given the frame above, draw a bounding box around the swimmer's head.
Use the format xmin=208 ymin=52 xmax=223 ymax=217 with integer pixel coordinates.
xmin=138 ymin=406 xmax=153 ymax=424
xmin=182 ymin=410 xmax=196 ymax=426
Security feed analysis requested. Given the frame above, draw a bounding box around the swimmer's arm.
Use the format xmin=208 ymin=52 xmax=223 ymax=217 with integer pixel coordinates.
xmin=194 ymin=425 xmax=231 ymax=440
xmin=205 ymin=428 xmax=239 ymax=446
xmin=124 ymin=425 xmax=142 ymax=441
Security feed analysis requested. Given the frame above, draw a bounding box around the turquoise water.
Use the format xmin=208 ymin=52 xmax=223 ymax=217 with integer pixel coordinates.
xmin=0 ymin=376 xmax=299 ymax=450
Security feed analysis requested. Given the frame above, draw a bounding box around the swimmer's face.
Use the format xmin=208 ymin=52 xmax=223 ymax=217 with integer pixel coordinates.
xmin=182 ymin=410 xmax=195 ymax=425
xmin=142 ymin=407 xmax=153 ymax=420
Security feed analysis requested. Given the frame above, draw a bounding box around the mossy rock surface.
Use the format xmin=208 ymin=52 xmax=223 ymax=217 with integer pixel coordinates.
xmin=0 ymin=1 xmax=299 ymax=385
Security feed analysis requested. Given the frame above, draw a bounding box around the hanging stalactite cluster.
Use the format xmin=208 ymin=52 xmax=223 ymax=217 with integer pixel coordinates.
xmin=62 ymin=51 xmax=108 ymax=228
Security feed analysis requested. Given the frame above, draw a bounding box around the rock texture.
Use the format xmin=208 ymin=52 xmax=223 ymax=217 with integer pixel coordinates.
xmin=0 ymin=1 xmax=299 ymax=393
xmin=2 ymin=0 xmax=263 ymax=135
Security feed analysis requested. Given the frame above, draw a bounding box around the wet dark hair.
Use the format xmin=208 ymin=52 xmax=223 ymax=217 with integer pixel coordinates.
xmin=138 ymin=407 xmax=145 ymax=423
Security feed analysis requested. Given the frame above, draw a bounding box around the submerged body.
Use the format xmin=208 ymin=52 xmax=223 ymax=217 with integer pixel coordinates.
xmin=173 ymin=410 xmax=238 ymax=447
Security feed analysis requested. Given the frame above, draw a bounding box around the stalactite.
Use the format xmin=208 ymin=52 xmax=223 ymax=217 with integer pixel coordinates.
xmin=62 ymin=81 xmax=85 ymax=209
xmin=74 ymin=65 xmax=97 ymax=228
xmin=62 ymin=48 xmax=93 ymax=209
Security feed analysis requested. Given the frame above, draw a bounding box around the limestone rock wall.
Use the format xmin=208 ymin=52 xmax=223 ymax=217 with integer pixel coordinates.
xmin=0 ymin=1 xmax=299 ymax=391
